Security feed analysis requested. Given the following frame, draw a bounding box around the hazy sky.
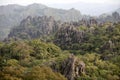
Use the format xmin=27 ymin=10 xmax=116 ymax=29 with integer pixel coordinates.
xmin=0 ymin=0 xmax=120 ymax=16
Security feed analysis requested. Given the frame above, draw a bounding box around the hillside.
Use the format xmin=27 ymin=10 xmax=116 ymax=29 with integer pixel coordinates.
xmin=0 ymin=39 xmax=120 ymax=80
xmin=7 ymin=16 xmax=120 ymax=57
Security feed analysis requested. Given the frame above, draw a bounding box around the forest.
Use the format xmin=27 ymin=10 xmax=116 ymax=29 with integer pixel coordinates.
xmin=0 ymin=19 xmax=120 ymax=80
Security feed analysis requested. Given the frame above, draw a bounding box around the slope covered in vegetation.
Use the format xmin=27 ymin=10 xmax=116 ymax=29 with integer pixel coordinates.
xmin=0 ymin=39 xmax=120 ymax=80
xmin=0 ymin=12 xmax=120 ymax=79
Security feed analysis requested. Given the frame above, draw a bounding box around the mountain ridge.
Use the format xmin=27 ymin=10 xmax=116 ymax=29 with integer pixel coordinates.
xmin=0 ymin=3 xmax=120 ymax=40
xmin=0 ymin=3 xmax=82 ymax=40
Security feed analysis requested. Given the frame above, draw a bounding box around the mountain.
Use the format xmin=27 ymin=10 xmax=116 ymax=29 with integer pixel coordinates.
xmin=0 ymin=3 xmax=82 ymax=40
xmin=0 ymin=3 xmax=120 ymax=41
xmin=0 ymin=3 xmax=82 ymax=27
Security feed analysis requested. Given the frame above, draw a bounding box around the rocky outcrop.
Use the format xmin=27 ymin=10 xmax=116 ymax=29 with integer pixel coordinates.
xmin=52 ymin=54 xmax=85 ymax=80
xmin=61 ymin=54 xmax=85 ymax=80
xmin=8 ymin=16 xmax=62 ymax=40
xmin=54 ymin=23 xmax=86 ymax=49
xmin=112 ymin=12 xmax=120 ymax=23
xmin=98 ymin=12 xmax=120 ymax=23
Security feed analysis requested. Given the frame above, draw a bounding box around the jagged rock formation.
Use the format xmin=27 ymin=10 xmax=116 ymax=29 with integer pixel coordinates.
xmin=54 ymin=24 xmax=85 ymax=49
xmin=54 ymin=20 xmax=120 ymax=55
xmin=52 ymin=54 xmax=85 ymax=80
xmin=7 ymin=16 xmax=94 ymax=43
xmin=8 ymin=16 xmax=97 ymax=41
xmin=98 ymin=12 xmax=120 ymax=23
xmin=8 ymin=16 xmax=62 ymax=40
xmin=61 ymin=54 xmax=85 ymax=80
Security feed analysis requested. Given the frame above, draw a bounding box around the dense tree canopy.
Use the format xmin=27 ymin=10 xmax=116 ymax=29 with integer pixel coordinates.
xmin=0 ymin=16 xmax=120 ymax=80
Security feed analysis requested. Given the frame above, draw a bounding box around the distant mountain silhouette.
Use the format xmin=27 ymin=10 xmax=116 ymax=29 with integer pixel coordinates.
xmin=0 ymin=3 xmax=82 ymax=28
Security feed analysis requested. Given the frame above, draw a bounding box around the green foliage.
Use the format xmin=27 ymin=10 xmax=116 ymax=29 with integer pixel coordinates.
xmin=0 ymin=40 xmax=119 ymax=80
xmin=78 ymin=26 xmax=87 ymax=31
xmin=0 ymin=40 xmax=67 ymax=79
xmin=0 ymin=41 xmax=33 ymax=61
xmin=78 ymin=53 xmax=120 ymax=80
xmin=110 ymin=55 xmax=120 ymax=66
xmin=55 ymin=22 xmax=120 ymax=56
xmin=0 ymin=65 xmax=25 ymax=80
xmin=28 ymin=39 xmax=62 ymax=59
xmin=0 ymin=22 xmax=120 ymax=80
xmin=24 ymin=66 xmax=67 ymax=80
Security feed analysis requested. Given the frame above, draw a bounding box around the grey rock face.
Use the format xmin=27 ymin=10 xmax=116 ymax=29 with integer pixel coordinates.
xmin=61 ymin=54 xmax=85 ymax=80
xmin=8 ymin=16 xmax=61 ymax=40
xmin=52 ymin=54 xmax=85 ymax=80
